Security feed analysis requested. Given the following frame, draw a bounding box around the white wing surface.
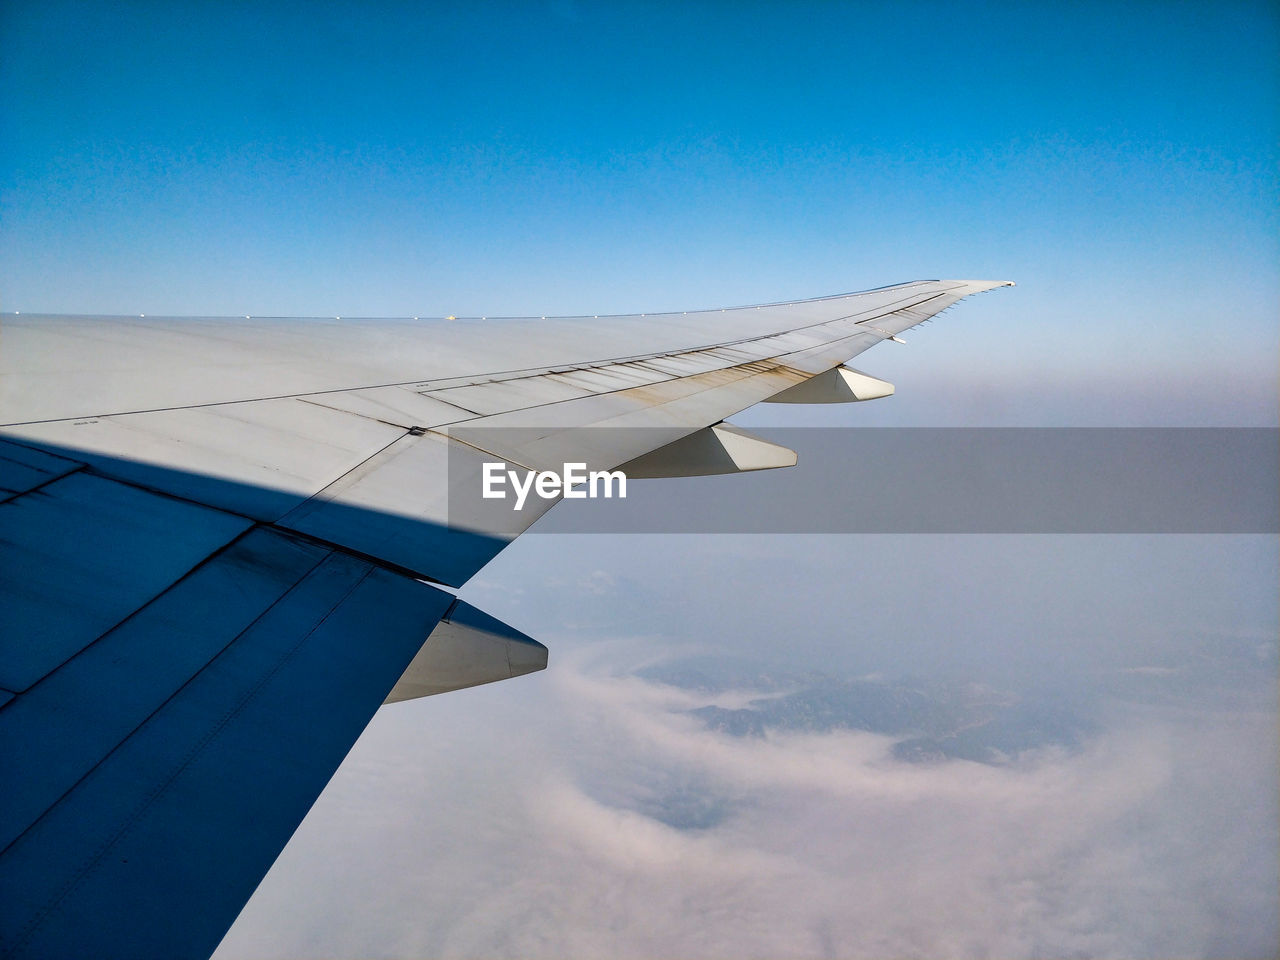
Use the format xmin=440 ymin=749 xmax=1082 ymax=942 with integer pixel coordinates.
xmin=0 ymin=279 xmax=1010 ymax=959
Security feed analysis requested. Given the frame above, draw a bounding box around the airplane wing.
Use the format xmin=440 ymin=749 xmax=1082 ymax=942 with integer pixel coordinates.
xmin=0 ymin=279 xmax=1011 ymax=959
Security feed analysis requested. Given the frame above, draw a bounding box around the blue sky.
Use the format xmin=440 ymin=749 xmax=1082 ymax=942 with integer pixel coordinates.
xmin=4 ymin=1 xmax=1277 ymax=426
xmin=3 ymin=1 xmax=1277 ymax=323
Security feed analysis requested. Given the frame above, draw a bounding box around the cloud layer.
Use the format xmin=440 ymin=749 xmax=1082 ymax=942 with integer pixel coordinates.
xmin=216 ymin=643 xmax=1278 ymax=959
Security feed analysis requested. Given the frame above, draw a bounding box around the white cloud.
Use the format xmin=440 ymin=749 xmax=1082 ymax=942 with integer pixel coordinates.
xmin=216 ymin=646 xmax=1278 ymax=960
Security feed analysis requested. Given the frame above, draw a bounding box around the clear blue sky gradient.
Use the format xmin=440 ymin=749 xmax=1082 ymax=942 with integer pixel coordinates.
xmin=2 ymin=0 xmax=1277 ymax=414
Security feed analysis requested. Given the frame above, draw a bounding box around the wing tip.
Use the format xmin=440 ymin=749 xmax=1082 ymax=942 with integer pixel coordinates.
xmin=948 ymin=279 xmax=1016 ymax=291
